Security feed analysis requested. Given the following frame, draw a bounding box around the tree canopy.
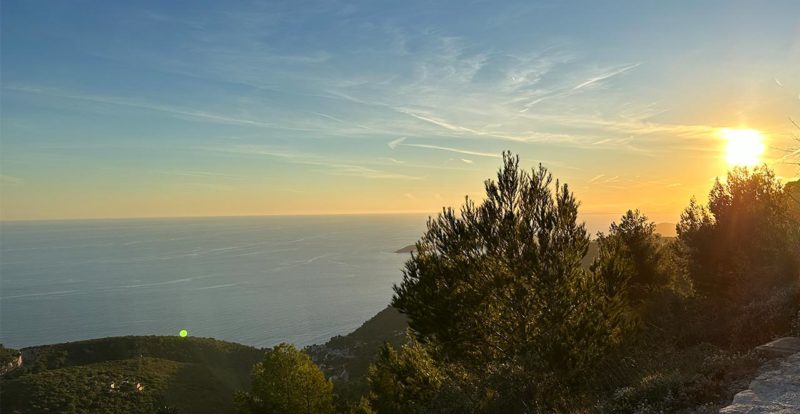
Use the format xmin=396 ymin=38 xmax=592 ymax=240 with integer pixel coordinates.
xmin=677 ymin=165 xmax=800 ymax=347
xmin=593 ymin=209 xmax=669 ymax=307
xmin=678 ymin=166 xmax=798 ymax=298
xmin=388 ymin=152 xmax=632 ymax=411
xmin=235 ymin=343 xmax=334 ymax=414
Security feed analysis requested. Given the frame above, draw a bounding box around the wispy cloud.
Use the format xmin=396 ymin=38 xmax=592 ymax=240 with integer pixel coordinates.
xmin=398 ymin=109 xmax=490 ymax=136
xmin=3 ymin=85 xmax=316 ymax=131
xmin=395 ymin=108 xmax=577 ymax=144
xmin=205 ymin=145 xmax=424 ymax=180
xmin=309 ymin=111 xmax=346 ymax=123
xmin=402 ymin=143 xmax=500 ymax=158
xmin=388 ymin=137 xmax=407 ymax=149
xmin=387 ymin=137 xmax=499 ymax=158
xmin=573 ymin=63 xmax=641 ymax=90
xmin=589 ymin=174 xmax=605 ymax=183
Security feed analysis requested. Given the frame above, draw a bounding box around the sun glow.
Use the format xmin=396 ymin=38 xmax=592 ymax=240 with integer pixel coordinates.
xmin=721 ymin=128 xmax=765 ymax=167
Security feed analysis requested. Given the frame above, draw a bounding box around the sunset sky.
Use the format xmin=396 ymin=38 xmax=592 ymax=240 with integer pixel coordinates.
xmin=1 ymin=1 xmax=799 ymax=225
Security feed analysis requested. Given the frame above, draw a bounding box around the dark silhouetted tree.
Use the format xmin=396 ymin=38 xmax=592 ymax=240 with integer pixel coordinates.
xmin=678 ymin=166 xmax=798 ymax=297
xmin=677 ymin=165 xmax=800 ymax=346
xmin=786 ymin=180 xmax=800 ymax=222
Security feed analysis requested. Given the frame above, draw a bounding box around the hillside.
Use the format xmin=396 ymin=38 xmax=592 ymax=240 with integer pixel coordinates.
xmin=1 ymin=336 xmax=264 ymax=414
xmin=309 ymin=240 xmax=621 ymax=404
xmin=306 ymin=306 xmax=408 ymax=402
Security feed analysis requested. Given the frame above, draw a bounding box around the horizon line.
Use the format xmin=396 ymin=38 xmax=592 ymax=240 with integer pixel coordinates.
xmin=0 ymin=210 xmax=440 ymax=224
xmin=0 ymin=210 xmax=679 ymax=224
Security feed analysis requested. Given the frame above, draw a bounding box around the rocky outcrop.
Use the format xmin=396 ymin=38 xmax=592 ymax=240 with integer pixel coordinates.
xmin=719 ymin=342 xmax=800 ymax=413
xmin=755 ymin=337 xmax=800 ymax=358
xmin=0 ymin=353 xmax=22 ymax=375
xmin=394 ymin=244 xmax=416 ymax=254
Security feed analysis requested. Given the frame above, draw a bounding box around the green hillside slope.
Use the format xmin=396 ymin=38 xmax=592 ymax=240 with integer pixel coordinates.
xmin=1 ymin=336 xmax=264 ymax=414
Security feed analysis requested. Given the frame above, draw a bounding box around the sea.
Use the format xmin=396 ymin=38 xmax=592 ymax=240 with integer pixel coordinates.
xmin=0 ymin=215 xmax=428 ymax=349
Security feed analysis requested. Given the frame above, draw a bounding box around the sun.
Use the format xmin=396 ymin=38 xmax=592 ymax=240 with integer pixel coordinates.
xmin=721 ymin=128 xmax=765 ymax=167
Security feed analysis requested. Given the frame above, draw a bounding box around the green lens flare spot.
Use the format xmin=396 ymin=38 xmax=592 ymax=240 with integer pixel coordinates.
xmin=179 ymin=329 xmax=188 ymax=338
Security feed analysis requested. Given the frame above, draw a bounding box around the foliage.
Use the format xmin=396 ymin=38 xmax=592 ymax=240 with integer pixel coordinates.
xmin=235 ymin=343 xmax=334 ymax=414
xmin=390 ymin=152 xmax=633 ymax=411
xmin=346 ymin=397 xmax=377 ymax=414
xmin=1 ymin=336 xmax=263 ymax=414
xmin=0 ymin=344 xmax=20 ymax=363
xmin=593 ymin=210 xmax=670 ymax=314
xmin=591 ymin=164 xmax=799 ymax=413
xmin=306 ymin=306 xmax=408 ymax=404
xmin=678 ymin=166 xmax=798 ymax=297
xmin=598 ymin=343 xmax=764 ymax=413
xmin=787 ymin=179 xmax=800 ymax=222
xmin=367 ymin=340 xmax=445 ymax=414
xmin=677 ymin=166 xmax=800 ymax=347
xmin=2 ymin=357 xmax=181 ymax=414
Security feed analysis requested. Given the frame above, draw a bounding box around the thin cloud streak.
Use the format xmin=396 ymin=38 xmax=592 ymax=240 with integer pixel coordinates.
xmin=387 ymin=137 xmax=499 ymax=158
xmin=589 ymin=174 xmax=605 ymax=183
xmin=204 ymin=145 xmax=425 ymax=181
xmin=4 ymin=85 xmax=314 ymax=131
xmin=573 ymin=63 xmax=641 ymax=90
xmin=388 ymin=137 xmax=407 ymax=149
xmin=402 ymin=143 xmax=500 ymax=158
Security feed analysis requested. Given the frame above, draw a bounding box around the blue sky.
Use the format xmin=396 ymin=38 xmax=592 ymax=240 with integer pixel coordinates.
xmin=1 ymin=0 xmax=799 ymax=224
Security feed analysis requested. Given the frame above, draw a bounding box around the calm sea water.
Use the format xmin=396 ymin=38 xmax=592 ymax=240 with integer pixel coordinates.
xmin=0 ymin=215 xmax=427 ymax=349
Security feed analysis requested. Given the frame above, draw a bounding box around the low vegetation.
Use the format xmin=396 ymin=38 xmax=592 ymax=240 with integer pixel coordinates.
xmin=1 ymin=336 xmax=264 ymax=413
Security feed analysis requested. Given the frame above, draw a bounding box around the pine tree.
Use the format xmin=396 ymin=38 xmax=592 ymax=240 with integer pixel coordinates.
xmin=391 ymin=152 xmax=631 ymax=411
